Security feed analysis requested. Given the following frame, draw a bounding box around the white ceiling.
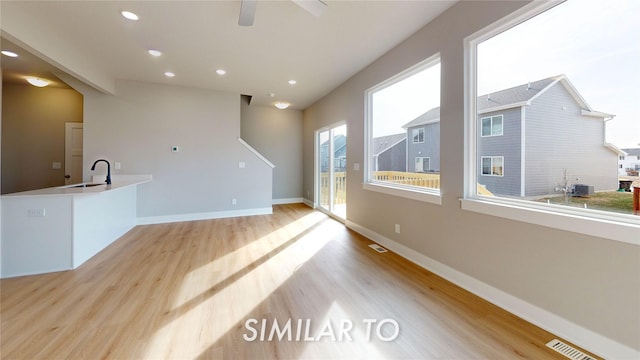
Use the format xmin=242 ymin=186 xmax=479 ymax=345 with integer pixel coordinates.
xmin=1 ymin=1 xmax=456 ymax=109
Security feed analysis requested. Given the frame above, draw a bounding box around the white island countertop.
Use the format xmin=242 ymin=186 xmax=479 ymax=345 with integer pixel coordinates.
xmin=1 ymin=174 xmax=152 ymax=278
xmin=1 ymin=174 xmax=152 ymax=198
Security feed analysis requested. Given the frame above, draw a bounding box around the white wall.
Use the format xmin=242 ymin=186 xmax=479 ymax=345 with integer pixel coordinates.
xmin=303 ymin=1 xmax=639 ymax=357
xmin=84 ymin=80 xmax=273 ymax=220
xmin=241 ymin=99 xmax=303 ymax=202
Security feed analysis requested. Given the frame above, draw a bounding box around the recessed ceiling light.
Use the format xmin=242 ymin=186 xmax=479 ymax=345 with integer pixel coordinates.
xmin=26 ymin=77 xmax=49 ymax=87
xmin=274 ymin=102 xmax=290 ymax=110
xmin=288 ymin=80 xmax=297 ymax=85
xmin=216 ymin=69 xmax=226 ymax=76
xmin=1 ymin=50 xmax=18 ymax=57
xmin=121 ymin=10 xmax=139 ymax=21
xmin=148 ymin=49 xmax=162 ymax=57
xmin=164 ymin=71 xmax=175 ymax=78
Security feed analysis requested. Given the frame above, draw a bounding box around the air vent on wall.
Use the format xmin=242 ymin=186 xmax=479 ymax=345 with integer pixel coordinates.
xmin=545 ymin=339 xmax=596 ymax=360
xmin=368 ymin=244 xmax=388 ymax=253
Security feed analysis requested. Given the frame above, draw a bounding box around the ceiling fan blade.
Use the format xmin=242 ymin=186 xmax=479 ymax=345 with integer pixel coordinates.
xmin=292 ymin=0 xmax=327 ymax=17
xmin=239 ymin=0 xmax=257 ymax=26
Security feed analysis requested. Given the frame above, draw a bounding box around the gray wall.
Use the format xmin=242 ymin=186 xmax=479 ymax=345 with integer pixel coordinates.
xmin=477 ymin=107 xmax=522 ymax=197
xmin=407 ymin=122 xmax=440 ymax=172
xmin=525 ymin=82 xmax=618 ymax=196
xmin=240 ymin=101 xmax=303 ymax=202
xmin=84 ymin=80 xmax=272 ymax=218
xmin=377 ymin=138 xmax=406 ymax=172
xmin=1 ymin=83 xmax=83 ymax=194
xmin=303 ymin=0 xmax=639 ymax=352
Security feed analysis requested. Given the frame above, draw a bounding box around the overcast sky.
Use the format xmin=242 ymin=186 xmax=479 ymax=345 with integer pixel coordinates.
xmin=373 ymin=0 xmax=639 ymax=148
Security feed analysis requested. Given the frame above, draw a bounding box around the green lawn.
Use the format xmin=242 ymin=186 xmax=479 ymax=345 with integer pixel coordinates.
xmin=540 ymin=191 xmax=635 ymax=214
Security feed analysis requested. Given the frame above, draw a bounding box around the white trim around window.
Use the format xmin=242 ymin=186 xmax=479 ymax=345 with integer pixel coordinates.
xmin=363 ymin=52 xmax=441 ymax=205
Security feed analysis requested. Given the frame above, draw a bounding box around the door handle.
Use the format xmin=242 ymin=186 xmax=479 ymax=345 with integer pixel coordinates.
xmin=64 ymin=175 xmax=71 ymax=179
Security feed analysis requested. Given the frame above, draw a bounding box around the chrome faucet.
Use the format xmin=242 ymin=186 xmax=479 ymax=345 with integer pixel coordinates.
xmin=91 ymin=159 xmax=112 ymax=185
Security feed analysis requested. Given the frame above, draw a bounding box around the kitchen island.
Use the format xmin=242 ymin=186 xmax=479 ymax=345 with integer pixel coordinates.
xmin=1 ymin=175 xmax=151 ymax=278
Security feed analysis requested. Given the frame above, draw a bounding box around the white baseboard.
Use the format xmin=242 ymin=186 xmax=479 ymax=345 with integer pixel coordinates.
xmin=137 ymin=207 xmax=273 ymax=225
xmin=345 ymin=220 xmax=639 ymax=360
xmin=272 ymin=197 xmax=304 ymax=205
xmin=302 ymin=198 xmax=315 ymax=208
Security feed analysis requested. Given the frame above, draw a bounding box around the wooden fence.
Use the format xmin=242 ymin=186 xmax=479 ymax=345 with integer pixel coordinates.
xmin=372 ymin=171 xmax=441 ymax=189
xmin=319 ymin=171 xmax=494 ymax=204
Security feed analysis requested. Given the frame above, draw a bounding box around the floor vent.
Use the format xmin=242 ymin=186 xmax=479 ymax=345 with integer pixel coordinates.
xmin=368 ymin=244 xmax=388 ymax=253
xmin=546 ymin=339 xmax=596 ymax=360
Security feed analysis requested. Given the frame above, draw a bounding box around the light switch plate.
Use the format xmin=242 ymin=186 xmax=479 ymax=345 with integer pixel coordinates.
xmin=52 ymin=162 xmax=62 ymax=169
xmin=239 ymin=162 xmax=246 ymax=168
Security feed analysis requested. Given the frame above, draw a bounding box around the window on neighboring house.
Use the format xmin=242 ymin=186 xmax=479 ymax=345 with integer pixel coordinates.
xmin=481 ymin=115 xmax=503 ymax=137
xmin=481 ymin=156 xmax=503 ymax=176
xmin=619 ymin=164 xmax=623 ymax=168
xmin=415 ymin=157 xmax=430 ymax=172
xmin=412 ymin=128 xmax=425 ymax=143
xmin=364 ymin=54 xmax=441 ymax=204
xmin=463 ymin=0 xmax=639 ymax=244
xmin=637 ymin=156 xmax=640 ymax=160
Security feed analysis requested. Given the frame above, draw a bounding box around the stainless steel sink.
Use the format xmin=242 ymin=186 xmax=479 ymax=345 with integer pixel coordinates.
xmin=70 ymin=183 xmax=105 ymax=188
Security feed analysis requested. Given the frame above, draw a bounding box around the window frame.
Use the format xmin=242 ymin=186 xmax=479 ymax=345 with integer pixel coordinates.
xmin=412 ymin=128 xmax=425 ymax=144
xmin=481 ymin=115 xmax=503 ymax=137
xmin=480 ymin=156 xmax=503 ymax=177
xmin=363 ymin=53 xmax=442 ymax=205
xmin=462 ymin=1 xmax=639 ymax=245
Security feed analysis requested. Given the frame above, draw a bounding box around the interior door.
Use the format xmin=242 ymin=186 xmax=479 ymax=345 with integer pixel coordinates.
xmin=65 ymin=122 xmax=83 ymax=185
xmin=316 ymin=124 xmax=347 ymax=220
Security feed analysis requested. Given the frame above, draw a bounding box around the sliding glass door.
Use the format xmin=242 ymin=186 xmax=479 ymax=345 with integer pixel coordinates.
xmin=317 ymin=124 xmax=347 ymax=220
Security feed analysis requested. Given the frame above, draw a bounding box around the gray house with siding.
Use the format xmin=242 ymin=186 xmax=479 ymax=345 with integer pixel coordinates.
xmin=373 ymin=133 xmax=407 ymax=172
xmin=402 ymin=107 xmax=441 ymax=173
xmin=404 ymin=75 xmax=621 ymax=198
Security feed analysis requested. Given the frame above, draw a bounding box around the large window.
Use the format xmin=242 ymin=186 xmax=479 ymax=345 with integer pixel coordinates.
xmin=465 ymin=0 xmax=640 ymax=243
xmin=364 ymin=54 xmax=441 ymax=204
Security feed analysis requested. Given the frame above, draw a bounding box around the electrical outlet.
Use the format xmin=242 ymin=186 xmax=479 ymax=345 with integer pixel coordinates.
xmin=232 ymin=198 xmax=237 ymax=205
xmin=115 ymin=162 xmax=122 ymax=170
xmin=394 ymin=224 xmax=400 ymax=234
xmin=353 ymin=163 xmax=360 ymax=171
xmin=27 ymin=209 xmax=46 ymax=217
xmin=239 ymin=162 xmax=246 ymax=168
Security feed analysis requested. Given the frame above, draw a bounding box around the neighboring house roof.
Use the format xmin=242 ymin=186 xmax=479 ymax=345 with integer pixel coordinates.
xmin=478 ymin=74 xmax=614 ymax=119
xmin=605 ymin=143 xmax=627 ymax=156
xmin=400 ymin=74 xmax=615 ymax=129
xmin=622 ymin=148 xmax=640 ymax=156
xmin=401 ymin=107 xmax=440 ymax=129
xmin=373 ymin=133 xmax=406 ymax=156
xmin=320 ymin=134 xmax=346 ymax=155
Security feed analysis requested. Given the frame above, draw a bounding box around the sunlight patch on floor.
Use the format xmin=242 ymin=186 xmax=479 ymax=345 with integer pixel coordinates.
xmin=170 ymin=211 xmax=327 ymax=311
xmin=298 ymin=301 xmax=385 ymax=359
xmin=142 ymin=216 xmax=343 ymax=359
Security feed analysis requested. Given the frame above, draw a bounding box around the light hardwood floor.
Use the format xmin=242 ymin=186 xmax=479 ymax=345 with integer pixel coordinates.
xmin=1 ymin=204 xmax=598 ymax=359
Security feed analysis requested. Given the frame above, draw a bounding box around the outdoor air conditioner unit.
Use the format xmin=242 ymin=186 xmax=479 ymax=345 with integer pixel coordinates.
xmin=573 ymin=184 xmax=594 ymax=196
